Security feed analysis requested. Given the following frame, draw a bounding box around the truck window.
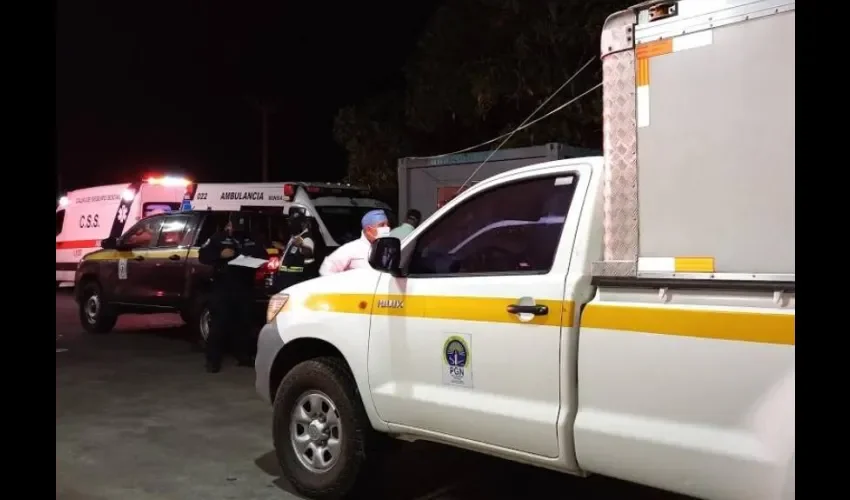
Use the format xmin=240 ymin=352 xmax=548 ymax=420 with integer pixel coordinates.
xmin=155 ymin=215 xmax=191 ymax=248
xmin=316 ymin=205 xmax=397 ymax=245
xmin=195 ymin=212 xmax=231 ymax=247
xmin=407 ymin=175 xmax=577 ymax=276
xmin=245 ymin=213 xmax=288 ymax=246
xmin=121 ymin=217 xmax=164 ymax=249
xmin=193 ymin=212 xmax=288 ymax=247
xmin=56 ymin=210 xmax=65 ymax=236
xmin=247 ymin=213 xmax=266 ymax=245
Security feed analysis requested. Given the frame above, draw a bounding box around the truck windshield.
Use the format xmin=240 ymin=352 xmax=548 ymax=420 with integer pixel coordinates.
xmin=316 ymin=204 xmax=396 ymax=245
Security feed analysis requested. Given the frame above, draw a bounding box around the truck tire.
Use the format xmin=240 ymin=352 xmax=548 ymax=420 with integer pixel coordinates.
xmin=187 ymin=293 xmax=211 ymax=348
xmin=78 ymin=281 xmax=118 ymax=334
xmin=272 ymin=356 xmax=377 ymax=500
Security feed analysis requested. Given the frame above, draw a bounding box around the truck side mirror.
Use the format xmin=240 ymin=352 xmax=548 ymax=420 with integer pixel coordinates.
xmin=101 ymin=237 xmax=117 ymax=250
xmin=369 ymin=237 xmax=402 ymax=276
xmin=288 ymin=206 xmax=307 ymax=217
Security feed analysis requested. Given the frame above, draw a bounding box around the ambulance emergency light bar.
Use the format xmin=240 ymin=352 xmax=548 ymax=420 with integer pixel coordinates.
xmin=144 ymin=175 xmax=192 ymax=187
xmin=282 ymin=182 xmax=370 ymax=201
xmin=57 ymin=176 xmax=191 ymax=208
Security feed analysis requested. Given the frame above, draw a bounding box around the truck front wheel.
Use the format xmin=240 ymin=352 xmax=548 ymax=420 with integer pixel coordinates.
xmin=272 ymin=357 xmax=375 ymax=500
xmin=78 ymin=281 xmax=118 ymax=334
xmin=186 ymin=293 xmax=211 ymax=349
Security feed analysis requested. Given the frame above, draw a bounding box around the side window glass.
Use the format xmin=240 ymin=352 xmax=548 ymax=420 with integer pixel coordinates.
xmin=268 ymin=215 xmax=290 ymax=245
xmin=121 ymin=217 xmax=163 ymax=249
xmin=155 ymin=216 xmax=190 ymax=248
xmin=248 ymin=213 xmax=271 ymax=246
xmin=408 ymin=175 xmax=577 ymax=276
xmin=56 ymin=210 xmax=66 ymax=237
xmin=195 ymin=212 xmax=230 ymax=247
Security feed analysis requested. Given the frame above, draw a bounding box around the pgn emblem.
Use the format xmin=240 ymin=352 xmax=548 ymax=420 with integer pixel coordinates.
xmin=442 ymin=335 xmax=472 ymax=388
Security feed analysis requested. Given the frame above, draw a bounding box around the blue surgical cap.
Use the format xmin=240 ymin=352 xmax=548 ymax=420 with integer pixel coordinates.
xmin=361 ymin=209 xmax=388 ymax=229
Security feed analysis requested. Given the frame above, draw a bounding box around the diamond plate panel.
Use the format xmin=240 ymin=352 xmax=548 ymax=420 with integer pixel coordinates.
xmin=601 ymin=10 xmax=635 ymax=57
xmin=592 ymin=261 xmax=638 ymax=277
xmin=595 ymin=10 xmax=639 ymax=277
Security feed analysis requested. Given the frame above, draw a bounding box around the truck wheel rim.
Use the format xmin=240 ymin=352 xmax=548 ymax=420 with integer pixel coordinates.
xmin=200 ymin=309 xmax=210 ymax=341
xmin=290 ymin=390 xmax=342 ymax=473
xmin=85 ymin=294 xmax=100 ymax=324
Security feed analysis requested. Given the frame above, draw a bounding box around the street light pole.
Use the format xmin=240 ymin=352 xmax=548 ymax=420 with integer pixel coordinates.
xmin=248 ymin=98 xmax=279 ymax=182
xmin=260 ymin=107 xmax=269 ymax=182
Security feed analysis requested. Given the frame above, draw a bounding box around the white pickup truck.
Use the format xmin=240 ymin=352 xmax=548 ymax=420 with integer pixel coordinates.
xmin=254 ymin=1 xmax=795 ymax=499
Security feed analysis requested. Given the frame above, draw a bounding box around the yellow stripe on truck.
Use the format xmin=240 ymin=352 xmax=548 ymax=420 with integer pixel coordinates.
xmin=637 ymin=256 xmax=716 ymax=273
xmin=86 ymin=247 xmax=277 ymax=261
xmin=304 ymin=293 xmax=573 ymax=328
xmin=85 ymin=250 xmax=179 ymax=261
xmin=673 ymin=257 xmax=715 ymax=273
xmin=581 ymin=304 xmax=794 ymax=346
xmin=300 ymin=293 xmax=793 ymax=346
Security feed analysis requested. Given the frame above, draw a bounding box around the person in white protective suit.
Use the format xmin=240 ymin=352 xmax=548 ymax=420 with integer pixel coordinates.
xmin=318 ymin=209 xmax=390 ymax=275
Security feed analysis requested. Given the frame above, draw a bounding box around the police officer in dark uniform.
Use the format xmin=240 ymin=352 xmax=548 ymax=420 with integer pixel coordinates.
xmin=198 ymin=214 xmax=269 ymax=373
xmin=276 ymin=212 xmax=324 ymax=290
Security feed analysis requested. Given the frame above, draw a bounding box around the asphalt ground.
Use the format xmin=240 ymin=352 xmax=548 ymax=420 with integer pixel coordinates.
xmin=56 ymin=290 xmax=687 ymax=500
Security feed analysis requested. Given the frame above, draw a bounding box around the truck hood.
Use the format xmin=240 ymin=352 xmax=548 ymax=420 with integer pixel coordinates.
xmin=279 ymin=267 xmax=383 ymax=305
xmin=80 ymin=248 xmax=111 ymax=261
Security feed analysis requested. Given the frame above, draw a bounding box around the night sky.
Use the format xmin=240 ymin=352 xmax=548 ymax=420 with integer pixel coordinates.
xmin=57 ymin=1 xmax=439 ymax=193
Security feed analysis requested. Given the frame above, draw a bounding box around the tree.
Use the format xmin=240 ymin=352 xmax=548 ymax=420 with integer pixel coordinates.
xmin=332 ymin=90 xmax=409 ymax=188
xmin=334 ymin=0 xmax=634 ymax=190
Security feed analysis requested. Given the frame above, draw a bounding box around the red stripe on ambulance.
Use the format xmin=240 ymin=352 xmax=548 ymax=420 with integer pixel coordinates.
xmin=56 ymin=240 xmax=101 ymax=250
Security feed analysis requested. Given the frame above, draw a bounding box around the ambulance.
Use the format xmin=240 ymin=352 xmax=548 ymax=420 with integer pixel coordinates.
xmin=55 ymin=176 xmax=191 ymax=286
xmin=184 ymin=182 xmax=395 ymax=249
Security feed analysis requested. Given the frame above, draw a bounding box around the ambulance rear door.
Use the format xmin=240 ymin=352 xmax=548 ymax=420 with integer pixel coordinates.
xmin=133 ymin=177 xmax=192 ymax=224
xmin=56 ymin=184 xmax=133 ymax=277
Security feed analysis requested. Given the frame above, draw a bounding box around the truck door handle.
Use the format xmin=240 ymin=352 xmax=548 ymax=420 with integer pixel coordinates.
xmin=507 ymin=304 xmax=548 ymax=316
xmin=168 ymin=254 xmax=181 ymax=261
xmin=133 ymin=255 xmax=145 ymax=261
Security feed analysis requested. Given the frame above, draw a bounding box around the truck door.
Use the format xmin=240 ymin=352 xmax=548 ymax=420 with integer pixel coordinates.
xmin=144 ymin=214 xmax=194 ymax=306
xmin=112 ymin=216 xmax=165 ymax=303
xmin=367 ymin=162 xmax=591 ymax=458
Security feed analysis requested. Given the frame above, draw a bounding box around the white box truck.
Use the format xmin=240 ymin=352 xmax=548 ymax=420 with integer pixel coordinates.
xmin=256 ymin=1 xmax=795 ymax=499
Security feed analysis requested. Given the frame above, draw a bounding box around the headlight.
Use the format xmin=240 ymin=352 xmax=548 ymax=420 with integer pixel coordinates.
xmin=267 ymin=293 xmax=289 ymax=323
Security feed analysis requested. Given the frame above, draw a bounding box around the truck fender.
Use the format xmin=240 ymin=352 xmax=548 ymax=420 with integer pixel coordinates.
xmin=259 ymin=321 xmax=389 ymax=433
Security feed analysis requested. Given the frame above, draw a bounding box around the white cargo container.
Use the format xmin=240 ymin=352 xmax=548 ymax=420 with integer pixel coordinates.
xmin=593 ymin=0 xmax=795 ymax=280
xmin=397 ymin=143 xmax=599 ymax=219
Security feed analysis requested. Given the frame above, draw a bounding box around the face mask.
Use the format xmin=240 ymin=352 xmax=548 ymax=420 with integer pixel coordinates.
xmin=375 ymin=226 xmax=390 ymax=237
